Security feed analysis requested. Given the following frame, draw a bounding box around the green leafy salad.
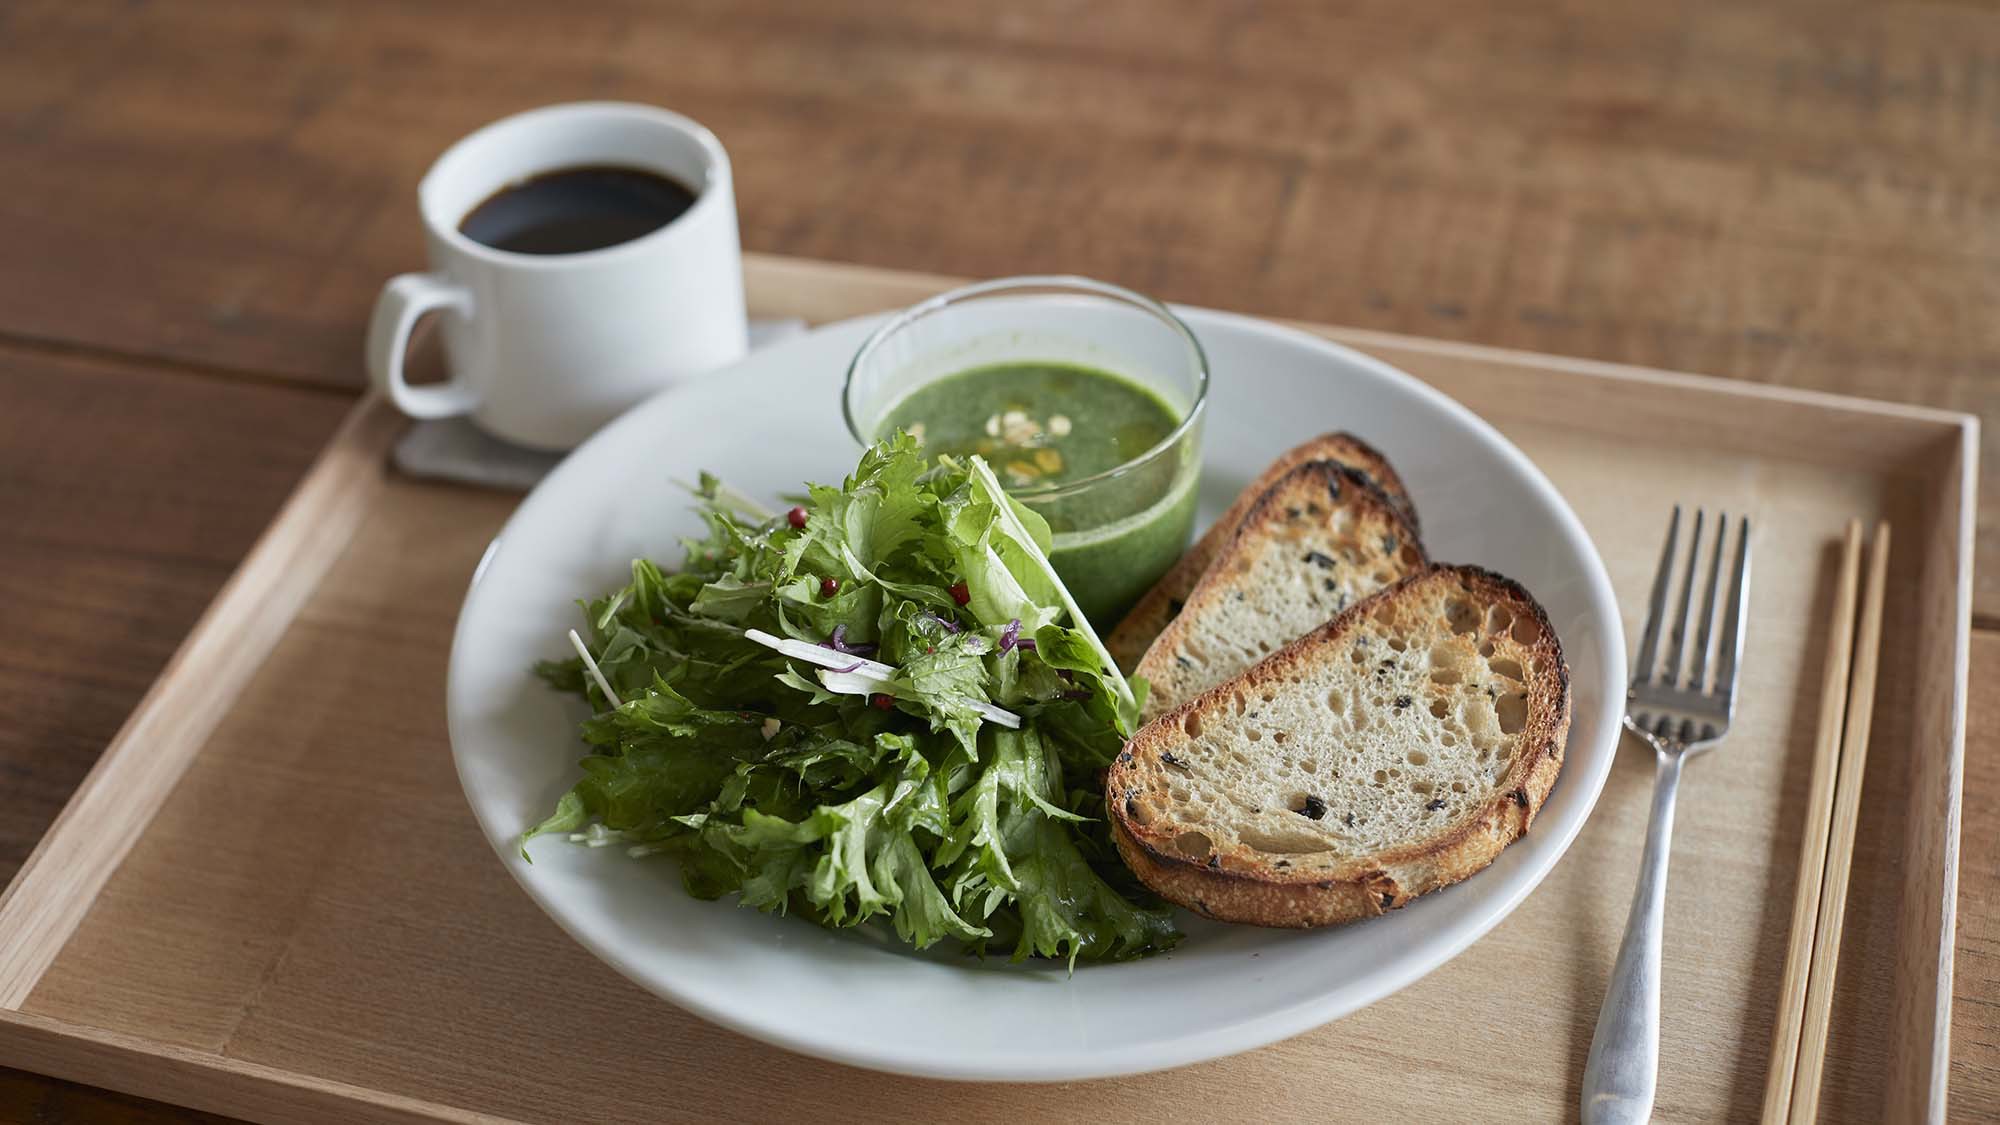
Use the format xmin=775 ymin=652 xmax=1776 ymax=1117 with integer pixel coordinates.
xmin=526 ymin=434 xmax=1181 ymax=964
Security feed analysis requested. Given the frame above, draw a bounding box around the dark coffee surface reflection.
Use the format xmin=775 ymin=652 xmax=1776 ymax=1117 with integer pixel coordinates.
xmin=458 ymin=165 xmax=697 ymax=255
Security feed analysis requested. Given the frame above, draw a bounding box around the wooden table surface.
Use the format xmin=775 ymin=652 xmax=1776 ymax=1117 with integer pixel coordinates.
xmin=0 ymin=1 xmax=1991 ymax=1120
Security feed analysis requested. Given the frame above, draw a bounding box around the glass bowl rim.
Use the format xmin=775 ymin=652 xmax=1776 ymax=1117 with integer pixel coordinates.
xmin=841 ymin=274 xmax=1210 ymax=503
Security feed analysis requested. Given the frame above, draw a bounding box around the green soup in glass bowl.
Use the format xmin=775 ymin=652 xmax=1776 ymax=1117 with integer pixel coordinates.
xmin=844 ymin=277 xmax=1207 ymax=629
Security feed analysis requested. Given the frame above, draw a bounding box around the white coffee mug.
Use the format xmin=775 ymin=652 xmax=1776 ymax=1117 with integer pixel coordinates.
xmin=367 ymin=102 xmax=748 ymax=450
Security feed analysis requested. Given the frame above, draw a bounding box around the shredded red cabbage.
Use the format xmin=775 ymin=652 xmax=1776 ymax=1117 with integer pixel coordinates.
xmin=926 ymin=612 xmax=962 ymax=634
xmin=998 ymin=619 xmax=1021 ymax=652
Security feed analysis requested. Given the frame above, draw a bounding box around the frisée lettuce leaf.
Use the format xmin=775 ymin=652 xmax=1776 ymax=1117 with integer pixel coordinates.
xmin=528 ymin=434 xmax=1177 ymax=964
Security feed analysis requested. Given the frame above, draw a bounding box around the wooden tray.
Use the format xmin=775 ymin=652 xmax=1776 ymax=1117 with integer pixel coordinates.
xmin=0 ymin=255 xmax=1973 ymax=1124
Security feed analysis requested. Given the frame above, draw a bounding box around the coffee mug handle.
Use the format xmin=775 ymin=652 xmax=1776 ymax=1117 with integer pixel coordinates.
xmin=366 ymin=273 xmax=478 ymax=418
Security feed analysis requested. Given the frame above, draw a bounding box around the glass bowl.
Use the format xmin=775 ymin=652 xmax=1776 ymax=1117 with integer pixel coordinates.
xmin=843 ymin=276 xmax=1208 ymax=627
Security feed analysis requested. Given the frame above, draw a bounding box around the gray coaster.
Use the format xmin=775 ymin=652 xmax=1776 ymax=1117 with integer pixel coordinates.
xmin=392 ymin=317 xmax=809 ymax=491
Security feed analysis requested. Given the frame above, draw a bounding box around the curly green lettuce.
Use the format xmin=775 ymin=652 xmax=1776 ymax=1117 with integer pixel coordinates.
xmin=527 ymin=434 xmax=1177 ymax=964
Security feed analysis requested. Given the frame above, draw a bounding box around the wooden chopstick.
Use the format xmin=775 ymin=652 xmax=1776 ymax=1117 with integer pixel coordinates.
xmin=1761 ymin=519 xmax=1864 ymax=1123
xmin=1785 ymin=520 xmax=1892 ymax=1125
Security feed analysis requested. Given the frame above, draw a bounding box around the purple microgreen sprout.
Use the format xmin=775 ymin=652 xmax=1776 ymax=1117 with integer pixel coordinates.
xmin=820 ymin=623 xmax=877 ymax=656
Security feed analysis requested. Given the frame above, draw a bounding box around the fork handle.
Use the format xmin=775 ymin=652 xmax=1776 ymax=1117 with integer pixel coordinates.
xmin=1583 ymin=749 xmax=1685 ymax=1125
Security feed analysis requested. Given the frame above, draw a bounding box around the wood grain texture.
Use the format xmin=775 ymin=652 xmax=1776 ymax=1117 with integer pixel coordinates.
xmin=0 ymin=395 xmax=403 ymax=1008
xmin=0 ymin=0 xmax=1994 ymax=1116
xmin=0 ymin=340 xmax=1966 ymax=1124
xmin=0 ymin=1064 xmax=228 ymax=1125
xmin=1954 ymin=632 xmax=2000 ymax=1124
xmin=0 ymin=352 xmax=348 ymax=1124
xmin=0 ymin=0 xmax=1997 ymax=618
xmin=0 ymin=348 xmax=352 ymax=892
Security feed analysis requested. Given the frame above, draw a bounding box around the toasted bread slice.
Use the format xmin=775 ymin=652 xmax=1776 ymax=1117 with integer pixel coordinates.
xmin=1107 ymin=433 xmax=1419 ymax=673
xmin=1107 ymin=565 xmax=1570 ymax=928
xmin=1134 ymin=462 xmax=1427 ymax=719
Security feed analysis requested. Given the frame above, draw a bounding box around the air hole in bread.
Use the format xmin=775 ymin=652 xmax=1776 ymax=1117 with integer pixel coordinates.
xmin=1399 ymin=544 xmax=1423 ymax=568
xmin=1172 ymin=830 xmax=1214 ymax=861
xmin=1272 ymin=731 xmax=1289 ymax=745
xmin=1171 ymin=786 xmax=1191 ymax=804
xmin=1429 ymin=698 xmax=1450 ymax=719
xmin=1246 ymin=729 xmax=1263 ymax=743
xmin=1478 ymin=640 xmax=1496 ymax=658
xmin=1238 ymin=827 xmax=1330 ymax=855
xmin=1127 ymin=800 xmax=1156 ymax=826
xmin=1430 ymin=668 xmax=1462 ymax=686
xmin=1373 ymin=569 xmax=1395 ymax=584
xmin=1486 ymin=605 xmax=1514 ymax=634
xmin=1451 ymin=781 xmax=1467 ymax=793
xmin=1446 ymin=599 xmax=1480 ymax=635
xmin=1488 ymin=657 xmax=1524 ymax=681
xmin=1497 ymin=693 xmax=1528 ymax=734
xmin=1440 ymin=732 xmax=1456 ymax=747
xmin=1328 ymin=688 xmax=1348 ymax=711
xmin=1410 ymin=780 xmax=1434 ymax=795
xmin=1260 ymin=691 xmax=1275 ymax=704
xmin=1386 ymin=637 xmax=1407 ymax=653
xmin=1406 ymin=750 xmax=1429 ymax=766
xmin=1183 ymin=712 xmax=1203 ymax=738
xmin=1230 ymin=693 xmax=1247 ymax=716
xmin=1372 ymin=769 xmax=1388 ymax=784
xmin=1511 ymin=615 xmax=1541 ymax=645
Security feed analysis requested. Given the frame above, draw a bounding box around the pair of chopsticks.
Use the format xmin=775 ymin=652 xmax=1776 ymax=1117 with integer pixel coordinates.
xmin=1761 ymin=519 xmax=1891 ymax=1124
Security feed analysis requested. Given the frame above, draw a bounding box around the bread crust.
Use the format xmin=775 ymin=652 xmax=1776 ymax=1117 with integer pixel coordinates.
xmin=1134 ymin=461 xmax=1427 ymax=719
xmin=1107 ymin=565 xmax=1571 ymax=929
xmin=1106 ymin=432 xmax=1419 ymax=672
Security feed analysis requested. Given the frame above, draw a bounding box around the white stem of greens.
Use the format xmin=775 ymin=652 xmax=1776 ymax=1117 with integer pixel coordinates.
xmin=965 ymin=456 xmax=1137 ymax=715
xmin=744 ymin=628 xmax=1022 ymax=729
xmin=816 ymin=671 xmax=1021 ymax=730
xmin=568 ymin=629 xmax=624 ymax=709
xmin=744 ymin=628 xmax=899 ymax=679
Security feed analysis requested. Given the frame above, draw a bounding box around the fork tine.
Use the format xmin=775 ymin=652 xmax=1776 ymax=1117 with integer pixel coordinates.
xmin=1715 ymin=516 xmax=1752 ymax=700
xmin=1632 ymin=505 xmax=1681 ymax=685
xmin=1689 ymin=511 xmax=1727 ymax=692
xmin=1662 ymin=509 xmax=1705 ymax=686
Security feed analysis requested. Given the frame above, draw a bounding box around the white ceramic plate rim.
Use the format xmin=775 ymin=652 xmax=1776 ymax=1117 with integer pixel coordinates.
xmin=447 ymin=306 xmax=1626 ymax=1081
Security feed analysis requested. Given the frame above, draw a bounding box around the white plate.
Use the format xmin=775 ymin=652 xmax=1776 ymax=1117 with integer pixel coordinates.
xmin=447 ymin=308 xmax=1625 ymax=1082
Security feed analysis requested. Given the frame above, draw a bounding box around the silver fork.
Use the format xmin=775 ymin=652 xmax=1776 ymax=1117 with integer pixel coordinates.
xmin=1583 ymin=506 xmax=1752 ymax=1125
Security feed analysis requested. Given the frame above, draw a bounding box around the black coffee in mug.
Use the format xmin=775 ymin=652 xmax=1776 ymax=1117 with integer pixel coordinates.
xmin=458 ymin=165 xmax=697 ymax=255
